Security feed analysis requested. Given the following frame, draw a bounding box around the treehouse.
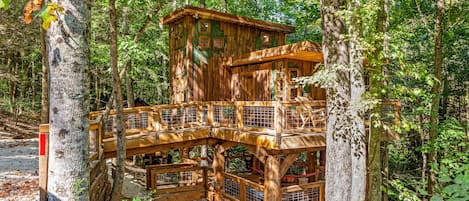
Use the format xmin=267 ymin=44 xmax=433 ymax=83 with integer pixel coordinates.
xmin=39 ymin=6 xmax=400 ymax=201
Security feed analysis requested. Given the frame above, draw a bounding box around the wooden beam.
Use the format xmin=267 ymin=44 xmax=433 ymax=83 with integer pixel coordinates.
xmin=216 ymin=141 xmax=237 ymax=153
xmin=264 ymin=155 xmax=281 ymax=201
xmin=223 ymin=41 xmax=323 ymax=67
xmin=104 ymin=138 xmax=217 ymax=158
xmin=279 ymin=153 xmax=299 ymax=178
xmin=161 ymin=6 xmax=295 ymax=33
xmin=244 ymin=145 xmax=269 ymax=164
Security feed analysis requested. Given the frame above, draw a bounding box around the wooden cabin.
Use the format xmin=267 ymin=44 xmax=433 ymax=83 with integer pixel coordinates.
xmin=163 ymin=6 xmax=299 ymax=103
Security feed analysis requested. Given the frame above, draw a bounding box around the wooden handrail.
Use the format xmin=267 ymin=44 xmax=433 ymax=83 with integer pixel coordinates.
xmin=281 ymin=181 xmax=325 ymax=201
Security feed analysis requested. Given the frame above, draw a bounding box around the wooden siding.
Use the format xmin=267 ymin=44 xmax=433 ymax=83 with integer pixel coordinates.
xmin=168 ymin=15 xmax=287 ymax=102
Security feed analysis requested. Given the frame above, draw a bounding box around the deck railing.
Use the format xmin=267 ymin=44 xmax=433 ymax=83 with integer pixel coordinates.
xmin=223 ymin=172 xmax=265 ymax=201
xmin=146 ymin=163 xmax=208 ymax=200
xmin=281 ymin=181 xmax=325 ymax=201
xmin=89 ymin=101 xmax=329 ymax=141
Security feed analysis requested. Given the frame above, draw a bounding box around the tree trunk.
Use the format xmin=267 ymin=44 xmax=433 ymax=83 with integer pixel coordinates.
xmin=428 ymin=0 xmax=444 ymax=197
xmin=173 ymin=0 xmax=177 ymax=11
xmin=46 ymin=0 xmax=90 ymax=200
xmin=349 ymin=0 xmax=366 ymax=200
xmin=221 ymin=0 xmax=227 ymax=12
xmin=200 ymin=0 xmax=205 ymax=8
xmin=321 ymin=0 xmax=353 ymax=200
xmin=125 ymin=62 xmax=135 ymax=107
xmin=109 ymin=0 xmax=126 ymax=200
xmin=40 ymin=25 xmax=49 ymax=124
xmin=368 ymin=0 xmax=390 ymax=199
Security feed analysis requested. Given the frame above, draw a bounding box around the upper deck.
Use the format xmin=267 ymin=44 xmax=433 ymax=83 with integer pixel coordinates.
xmin=89 ymin=100 xmax=328 ymax=158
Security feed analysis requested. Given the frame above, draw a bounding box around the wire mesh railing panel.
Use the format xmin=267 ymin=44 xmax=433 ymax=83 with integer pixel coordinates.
xmin=282 ymin=187 xmax=320 ymax=201
xmin=214 ymin=105 xmax=236 ymax=126
xmin=105 ymin=117 xmax=113 ymax=133
xmin=184 ymin=106 xmax=198 ymax=124
xmin=154 ymin=170 xmax=203 ymax=189
xmin=126 ymin=112 xmax=149 ymax=130
xmin=224 ymin=177 xmax=241 ymax=199
xmin=160 ymin=106 xmax=197 ymax=128
xmin=284 ymin=106 xmax=326 ymax=130
xmin=246 ymin=186 xmax=264 ymax=201
xmin=243 ymin=106 xmax=274 ymax=129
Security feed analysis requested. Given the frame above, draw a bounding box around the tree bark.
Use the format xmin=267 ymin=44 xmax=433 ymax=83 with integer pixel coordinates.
xmin=221 ymin=0 xmax=227 ymax=12
xmin=200 ymin=0 xmax=205 ymax=8
xmin=349 ymin=0 xmax=366 ymax=200
xmin=321 ymin=0 xmax=353 ymax=200
xmin=40 ymin=24 xmax=49 ymax=124
xmin=109 ymin=0 xmax=126 ymax=200
xmin=46 ymin=0 xmax=90 ymax=200
xmin=368 ymin=0 xmax=390 ymax=199
xmin=428 ymin=0 xmax=444 ymax=197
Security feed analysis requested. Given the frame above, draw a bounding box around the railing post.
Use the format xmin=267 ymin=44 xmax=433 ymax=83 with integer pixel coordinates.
xmin=274 ymin=102 xmax=283 ymax=146
xmin=147 ymin=110 xmax=154 ymax=131
xmin=240 ymin=180 xmax=246 ymax=201
xmin=39 ymin=124 xmax=49 ymax=201
xmin=197 ymin=103 xmax=204 ymax=126
xmin=207 ymin=103 xmax=214 ymax=126
xmin=236 ymin=102 xmax=244 ymax=131
xmin=153 ymin=109 xmax=161 ymax=134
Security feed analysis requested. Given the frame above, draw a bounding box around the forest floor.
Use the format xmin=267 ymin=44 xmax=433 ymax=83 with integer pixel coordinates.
xmin=0 ymin=111 xmax=40 ymax=201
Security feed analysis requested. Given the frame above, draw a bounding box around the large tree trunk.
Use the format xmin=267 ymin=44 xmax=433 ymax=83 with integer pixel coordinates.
xmin=109 ymin=0 xmax=126 ymax=200
xmin=428 ymin=0 xmax=444 ymax=197
xmin=46 ymin=0 xmax=90 ymax=200
xmin=40 ymin=25 xmax=49 ymax=124
xmin=321 ymin=0 xmax=352 ymax=200
xmin=349 ymin=0 xmax=366 ymax=200
xmin=368 ymin=0 xmax=390 ymax=199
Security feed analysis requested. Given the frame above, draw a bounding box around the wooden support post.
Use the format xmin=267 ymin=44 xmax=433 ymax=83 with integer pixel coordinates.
xmin=320 ymin=150 xmax=326 ymax=181
xmin=39 ymin=124 xmax=49 ymax=201
xmin=264 ymin=155 xmax=281 ymax=201
xmin=320 ymin=150 xmax=326 ymax=166
xmin=307 ymin=151 xmax=317 ymax=182
xmin=213 ymin=145 xmax=225 ymax=201
xmin=203 ymin=167 xmax=209 ymax=198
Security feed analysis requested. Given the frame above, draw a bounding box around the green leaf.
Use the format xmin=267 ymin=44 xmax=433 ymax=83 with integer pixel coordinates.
xmin=430 ymin=195 xmax=443 ymax=201
xmin=443 ymin=184 xmax=459 ymax=194
xmin=0 ymin=0 xmax=11 ymax=10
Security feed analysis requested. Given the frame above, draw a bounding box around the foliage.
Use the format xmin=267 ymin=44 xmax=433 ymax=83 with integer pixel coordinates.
xmin=0 ymin=0 xmax=11 ymax=10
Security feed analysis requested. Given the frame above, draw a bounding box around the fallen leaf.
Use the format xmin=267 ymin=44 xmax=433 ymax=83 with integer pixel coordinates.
xmin=22 ymin=0 xmax=43 ymax=24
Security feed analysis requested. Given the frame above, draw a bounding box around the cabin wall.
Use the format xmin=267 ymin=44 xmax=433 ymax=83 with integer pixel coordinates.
xmin=168 ymin=16 xmax=287 ymax=102
xmin=231 ymin=59 xmax=326 ymax=101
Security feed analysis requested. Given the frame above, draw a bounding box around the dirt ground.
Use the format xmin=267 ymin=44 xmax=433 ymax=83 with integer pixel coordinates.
xmin=0 ymin=133 xmax=39 ymax=201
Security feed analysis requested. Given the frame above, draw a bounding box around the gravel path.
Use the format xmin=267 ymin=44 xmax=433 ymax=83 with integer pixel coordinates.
xmin=0 ymin=136 xmax=39 ymax=201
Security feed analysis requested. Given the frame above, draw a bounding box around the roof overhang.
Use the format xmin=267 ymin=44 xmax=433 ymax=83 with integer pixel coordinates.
xmin=161 ymin=6 xmax=295 ymax=33
xmin=223 ymin=41 xmax=323 ymax=67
